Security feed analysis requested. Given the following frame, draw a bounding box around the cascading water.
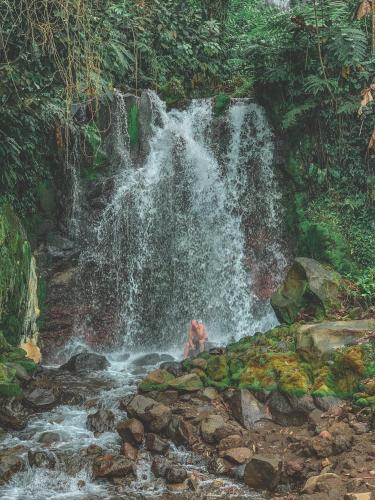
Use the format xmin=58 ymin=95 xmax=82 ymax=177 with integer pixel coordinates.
xmin=80 ymin=91 xmax=287 ymax=350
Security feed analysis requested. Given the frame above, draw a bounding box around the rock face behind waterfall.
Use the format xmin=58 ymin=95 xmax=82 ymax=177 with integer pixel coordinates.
xmin=41 ymin=90 xmax=288 ymax=353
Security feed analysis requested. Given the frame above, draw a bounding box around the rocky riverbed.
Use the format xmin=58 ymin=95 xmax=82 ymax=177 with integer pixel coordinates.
xmin=0 ymin=342 xmax=374 ymax=499
xmin=0 ymin=349 xmax=264 ymax=499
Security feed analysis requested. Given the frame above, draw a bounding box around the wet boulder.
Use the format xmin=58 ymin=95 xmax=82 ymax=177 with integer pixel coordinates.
xmin=244 ymin=454 xmax=282 ymax=490
xmin=86 ymin=409 xmax=116 ymax=434
xmin=0 ymin=446 xmax=27 ymax=484
xmin=93 ymin=454 xmax=135 ymax=479
xmin=38 ymin=431 xmax=61 ymax=445
xmin=60 ymin=352 xmax=109 ymax=372
xmin=126 ymin=395 xmax=172 ymax=432
xmin=0 ymin=398 xmax=29 ymax=430
xmin=121 ymin=442 xmax=138 ymax=461
xmin=23 ymin=388 xmax=57 ymax=411
xmin=132 ymin=353 xmax=174 ymax=367
xmin=151 ymin=457 xmax=187 ymax=483
xmin=28 ymin=449 xmax=56 ymax=469
xmin=271 ymin=257 xmax=341 ymax=324
xmin=138 ymin=369 xmax=176 ymax=392
xmin=117 ymin=418 xmax=144 ymax=446
xmin=145 ymin=433 xmax=170 ymax=454
xmin=159 ymin=361 xmax=184 ymax=378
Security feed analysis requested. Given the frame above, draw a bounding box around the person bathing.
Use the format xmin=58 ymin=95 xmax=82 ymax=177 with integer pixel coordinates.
xmin=183 ymin=319 xmax=208 ymax=358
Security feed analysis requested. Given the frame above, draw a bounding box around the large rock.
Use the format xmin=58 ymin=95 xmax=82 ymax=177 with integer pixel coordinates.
xmin=225 ymin=389 xmax=270 ymax=430
xmin=268 ymin=391 xmax=315 ymax=426
xmin=169 ymin=373 xmax=203 ymax=392
xmin=86 ymin=409 xmax=116 ymax=434
xmin=60 ymin=352 xmax=109 ymax=372
xmin=151 ymin=456 xmax=187 ymax=483
xmin=28 ymin=450 xmax=56 ymax=469
xmin=0 ymin=398 xmax=28 ymax=430
xmin=222 ymin=447 xmax=252 ymax=465
xmin=159 ymin=361 xmax=184 ymax=377
xmin=93 ymin=454 xmax=135 ymax=479
xmin=23 ymin=388 xmax=57 ymax=411
xmin=271 ymin=257 xmax=341 ymax=324
xmin=138 ymin=369 xmax=175 ymax=392
xmin=117 ymin=418 xmax=144 ymax=446
xmin=200 ymin=414 xmax=238 ymax=444
xmin=126 ymin=395 xmax=171 ymax=432
xmin=244 ymin=455 xmax=282 ymax=490
xmin=132 ymin=353 xmax=174 ymax=367
xmin=145 ymin=433 xmax=170 ymax=454
xmin=302 ymin=472 xmax=345 ymax=495
xmin=0 ymin=446 xmax=27 ymax=484
xmin=296 ymin=320 xmax=375 ymax=362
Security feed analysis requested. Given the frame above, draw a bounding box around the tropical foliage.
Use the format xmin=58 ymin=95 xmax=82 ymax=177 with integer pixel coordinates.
xmin=0 ymin=0 xmax=374 ymax=297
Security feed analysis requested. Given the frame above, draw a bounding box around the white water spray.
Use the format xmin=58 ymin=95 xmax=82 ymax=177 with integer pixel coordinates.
xmin=82 ymin=91 xmax=287 ymax=349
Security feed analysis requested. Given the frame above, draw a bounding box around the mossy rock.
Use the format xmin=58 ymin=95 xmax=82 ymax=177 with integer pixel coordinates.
xmin=0 ymin=382 xmax=22 ymax=397
xmin=169 ymin=373 xmax=203 ymax=392
xmin=296 ymin=319 xmax=375 ymax=364
xmin=204 ymin=376 xmax=230 ymax=390
xmin=214 ymin=94 xmax=230 ymax=115
xmin=0 ymin=205 xmax=35 ymax=345
xmin=206 ymin=354 xmax=228 ymax=381
xmin=271 ymin=257 xmax=341 ymax=324
xmin=15 ymin=359 xmax=37 ymax=373
xmin=138 ymin=369 xmax=176 ymax=392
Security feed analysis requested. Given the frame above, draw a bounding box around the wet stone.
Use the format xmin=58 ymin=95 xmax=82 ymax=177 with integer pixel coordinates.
xmin=145 ymin=433 xmax=170 ymax=454
xmin=60 ymin=352 xmax=109 ymax=372
xmin=28 ymin=449 xmax=56 ymax=469
xmin=132 ymin=353 xmax=174 ymax=367
xmin=38 ymin=431 xmax=61 ymax=445
xmin=0 ymin=398 xmax=29 ymax=430
xmin=0 ymin=446 xmax=27 ymax=484
xmin=93 ymin=454 xmax=135 ymax=479
xmin=23 ymin=388 xmax=57 ymax=411
xmin=87 ymin=409 xmax=116 ymax=434
xmin=159 ymin=361 xmax=184 ymax=377
xmin=121 ymin=442 xmax=138 ymax=461
xmin=117 ymin=418 xmax=144 ymax=446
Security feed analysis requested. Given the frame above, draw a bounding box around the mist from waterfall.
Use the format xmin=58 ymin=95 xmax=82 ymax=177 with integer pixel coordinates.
xmin=80 ymin=91 xmax=287 ymax=350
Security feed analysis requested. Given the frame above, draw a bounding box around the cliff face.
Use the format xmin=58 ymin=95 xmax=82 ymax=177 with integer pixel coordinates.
xmin=0 ymin=205 xmax=40 ymax=349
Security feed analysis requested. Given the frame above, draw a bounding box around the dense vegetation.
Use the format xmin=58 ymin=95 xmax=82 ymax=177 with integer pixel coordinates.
xmin=0 ymin=0 xmax=374 ymax=302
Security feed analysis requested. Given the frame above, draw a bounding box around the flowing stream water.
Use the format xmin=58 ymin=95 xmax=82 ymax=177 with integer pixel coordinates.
xmin=0 ymin=92 xmax=287 ymax=498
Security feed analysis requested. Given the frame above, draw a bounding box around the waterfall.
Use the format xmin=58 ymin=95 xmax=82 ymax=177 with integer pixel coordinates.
xmin=79 ymin=91 xmax=287 ymax=350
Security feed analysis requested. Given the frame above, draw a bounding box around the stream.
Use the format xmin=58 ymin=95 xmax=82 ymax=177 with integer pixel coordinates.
xmin=0 ymin=344 xmax=264 ymax=499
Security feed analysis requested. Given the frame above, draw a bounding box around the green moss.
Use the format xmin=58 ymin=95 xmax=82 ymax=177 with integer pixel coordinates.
xmin=16 ymin=359 xmax=37 ymax=373
xmin=214 ymin=94 xmax=230 ymax=115
xmin=206 ymin=354 xmax=228 ymax=381
xmin=159 ymin=77 xmax=186 ymax=108
xmin=0 ymin=205 xmax=33 ymax=345
xmin=128 ymin=103 xmax=140 ymax=146
xmin=0 ymin=383 xmax=22 ymax=397
xmin=204 ymin=376 xmax=230 ymax=390
xmin=138 ymin=369 xmax=175 ymax=392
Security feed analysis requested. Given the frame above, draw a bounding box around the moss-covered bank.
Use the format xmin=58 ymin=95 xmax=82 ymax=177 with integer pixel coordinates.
xmin=140 ymin=322 xmax=375 ymax=412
